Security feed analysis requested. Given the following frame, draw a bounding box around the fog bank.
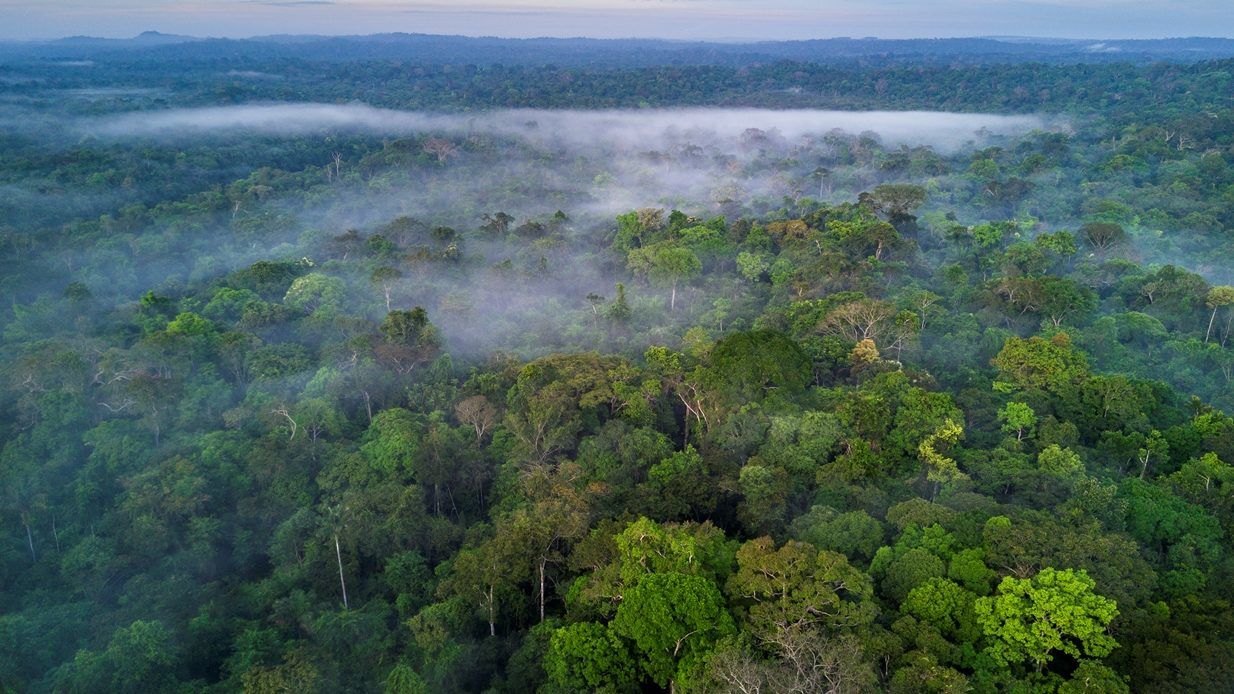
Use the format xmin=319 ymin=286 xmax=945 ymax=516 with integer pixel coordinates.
xmin=88 ymin=104 xmax=1048 ymax=153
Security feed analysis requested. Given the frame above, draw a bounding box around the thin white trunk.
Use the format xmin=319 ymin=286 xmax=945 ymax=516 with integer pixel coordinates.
xmin=539 ymin=559 xmax=546 ymax=623
xmin=334 ymin=533 xmax=349 ymax=610
xmin=487 ymin=586 xmax=496 ymax=636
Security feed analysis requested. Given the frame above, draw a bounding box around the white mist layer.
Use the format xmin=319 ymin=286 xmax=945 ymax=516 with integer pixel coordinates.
xmin=89 ymin=104 xmax=1047 ymax=153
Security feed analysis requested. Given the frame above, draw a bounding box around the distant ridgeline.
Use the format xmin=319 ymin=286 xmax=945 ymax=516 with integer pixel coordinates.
xmin=6 ymin=32 xmax=1234 ymax=67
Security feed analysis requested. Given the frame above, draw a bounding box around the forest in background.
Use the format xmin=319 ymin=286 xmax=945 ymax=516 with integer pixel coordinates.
xmin=2 ymin=35 xmax=1234 ymax=693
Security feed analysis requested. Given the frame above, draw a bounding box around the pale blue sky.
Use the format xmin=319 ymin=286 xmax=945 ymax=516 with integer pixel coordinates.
xmin=2 ymin=0 xmax=1232 ymax=41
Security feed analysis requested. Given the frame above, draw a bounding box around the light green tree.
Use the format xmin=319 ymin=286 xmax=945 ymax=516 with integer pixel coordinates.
xmin=918 ymin=418 xmax=966 ymax=497
xmin=544 ymin=622 xmax=638 ymax=693
xmin=975 ymin=568 xmax=1119 ymax=671
xmin=998 ymin=401 xmax=1037 ymax=441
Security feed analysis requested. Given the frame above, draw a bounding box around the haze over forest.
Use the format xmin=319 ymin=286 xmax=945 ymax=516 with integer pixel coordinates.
xmin=3 ymin=9 xmax=1234 ymax=694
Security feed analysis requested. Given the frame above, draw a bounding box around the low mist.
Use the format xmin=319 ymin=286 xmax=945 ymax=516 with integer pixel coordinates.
xmin=87 ymin=104 xmax=1048 ymax=154
xmin=28 ymin=103 xmax=1065 ymax=356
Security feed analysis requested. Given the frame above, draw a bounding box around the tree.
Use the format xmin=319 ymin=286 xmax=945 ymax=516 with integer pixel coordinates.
xmin=503 ymin=353 xmax=636 ymax=465
xmin=975 ymin=568 xmax=1119 ymax=671
xmin=789 ymin=506 xmax=885 ymax=564
xmin=361 ymin=408 xmax=421 ymax=476
xmin=422 ymin=137 xmax=457 ymax=163
xmin=905 ymin=289 xmax=944 ymax=330
xmin=819 ymin=298 xmax=896 ymax=344
xmin=869 ymin=183 xmax=927 ymax=218
xmin=54 ymin=620 xmax=178 ymax=693
xmin=871 ymin=546 xmax=946 ymax=604
xmin=1204 ymin=286 xmax=1234 ymax=344
xmin=545 ymin=622 xmax=638 ymax=692
xmin=1136 ymin=429 xmax=1168 ymax=480
xmin=568 ymin=517 xmax=735 ymax=622
xmin=607 ymin=283 xmax=632 ymax=324
xmin=449 ymin=532 xmax=523 ymax=637
xmin=325 ymin=504 xmax=351 ymax=610
xmin=370 ymin=266 xmax=402 ymax=312
xmin=504 ymin=466 xmax=591 ymax=623
xmin=454 ymin=395 xmax=498 ymax=443
xmin=727 ymin=537 xmax=875 ymax=642
xmin=1058 ymin=660 xmax=1129 ymax=694
xmin=999 ymin=401 xmax=1037 ymax=441
xmin=482 ymin=211 xmax=514 ymax=235
xmin=376 ymin=307 xmax=441 ymax=375
xmin=902 ymin=577 xmax=980 ymax=643
xmin=384 ymin=663 xmax=430 ymax=694
xmin=918 ymin=418 xmax=967 ymax=497
xmin=585 ymin=292 xmax=606 ymax=328
xmin=240 ymin=648 xmax=320 ymax=693
xmin=283 ymin=272 xmax=344 ymax=313
xmin=1036 ymin=276 xmax=1097 ymax=327
xmin=993 ymin=333 xmax=1089 ymax=394
xmin=736 ymin=251 xmax=770 ymax=283
xmin=611 ymin=517 xmax=735 ymax=587
xmin=627 ymin=242 xmax=702 ymax=311
xmin=737 ymin=464 xmax=790 ymax=536
xmin=888 ymin=651 xmax=968 ymax=694
xmin=1038 ymin=444 xmax=1085 ymax=478
xmin=647 ymin=445 xmax=715 ymax=520
xmin=610 ymin=572 xmax=735 ymax=689
xmin=704 ymin=330 xmax=812 ymax=404
xmin=1079 ymin=222 xmax=1127 ymax=255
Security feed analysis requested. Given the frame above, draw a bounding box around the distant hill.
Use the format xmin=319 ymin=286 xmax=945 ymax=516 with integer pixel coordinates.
xmin=44 ymin=31 xmax=199 ymax=49
xmin=3 ymin=32 xmax=1234 ymax=67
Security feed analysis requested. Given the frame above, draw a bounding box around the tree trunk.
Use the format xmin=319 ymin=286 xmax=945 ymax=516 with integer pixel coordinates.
xmin=24 ymin=522 xmax=35 ymax=562
xmin=487 ymin=586 xmax=496 ymax=636
xmin=334 ymin=533 xmax=349 ymax=610
xmin=670 ymin=280 xmax=677 ymax=312
xmin=539 ymin=558 xmax=547 ymax=623
xmin=1206 ymin=306 xmax=1218 ymax=343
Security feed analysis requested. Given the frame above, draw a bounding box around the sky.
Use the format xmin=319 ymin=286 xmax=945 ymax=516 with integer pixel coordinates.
xmin=1 ymin=0 xmax=1232 ymax=42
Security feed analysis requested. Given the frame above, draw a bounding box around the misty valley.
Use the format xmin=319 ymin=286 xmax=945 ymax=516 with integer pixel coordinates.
xmin=2 ymin=33 xmax=1234 ymax=694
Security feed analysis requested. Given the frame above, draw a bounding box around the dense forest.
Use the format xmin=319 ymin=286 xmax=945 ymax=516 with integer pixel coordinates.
xmin=3 ymin=35 xmax=1234 ymax=693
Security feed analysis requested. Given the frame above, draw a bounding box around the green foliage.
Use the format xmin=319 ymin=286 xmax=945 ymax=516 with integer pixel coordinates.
xmin=742 ymin=542 xmax=873 ymax=630
xmin=545 ymin=622 xmax=637 ymax=692
xmin=999 ymin=401 xmax=1037 ymax=441
xmin=975 ymin=568 xmax=1119 ymax=670
xmin=610 ymin=572 xmax=735 ymax=689
xmin=704 ymin=329 xmax=812 ymax=403
xmin=5 ymin=45 xmax=1234 ymax=694
xmin=994 ymin=334 xmax=1089 ymax=394
xmin=902 ymin=578 xmax=981 ymax=643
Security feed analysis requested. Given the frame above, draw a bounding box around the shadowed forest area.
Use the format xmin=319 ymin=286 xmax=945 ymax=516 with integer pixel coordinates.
xmin=2 ymin=34 xmax=1234 ymax=693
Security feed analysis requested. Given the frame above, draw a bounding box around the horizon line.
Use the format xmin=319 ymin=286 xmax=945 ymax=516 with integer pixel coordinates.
xmin=5 ymin=30 xmax=1234 ymax=45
